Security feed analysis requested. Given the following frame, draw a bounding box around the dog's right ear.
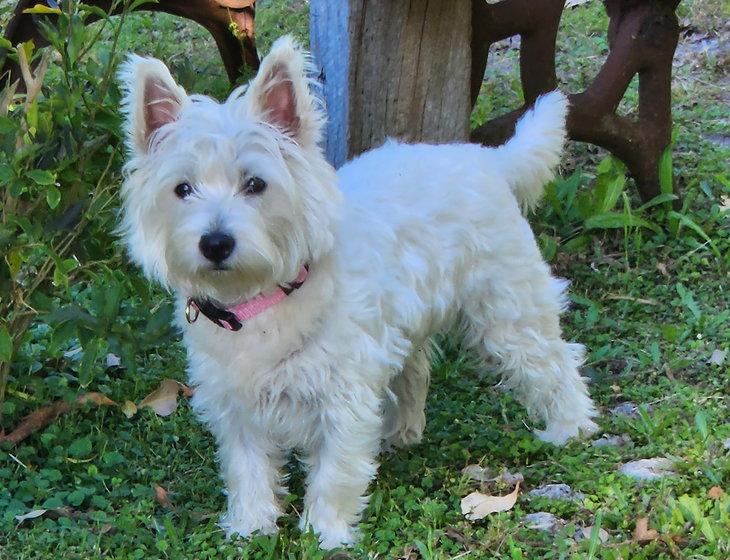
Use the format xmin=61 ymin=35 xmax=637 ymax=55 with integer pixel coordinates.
xmin=118 ymin=55 xmax=188 ymax=155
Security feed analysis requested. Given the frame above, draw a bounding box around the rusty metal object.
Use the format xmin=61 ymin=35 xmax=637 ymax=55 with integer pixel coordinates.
xmin=0 ymin=0 xmax=259 ymax=89
xmin=471 ymin=0 xmax=681 ymax=201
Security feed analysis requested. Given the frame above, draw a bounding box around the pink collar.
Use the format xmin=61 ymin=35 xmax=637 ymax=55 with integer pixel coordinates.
xmin=185 ymin=265 xmax=309 ymax=331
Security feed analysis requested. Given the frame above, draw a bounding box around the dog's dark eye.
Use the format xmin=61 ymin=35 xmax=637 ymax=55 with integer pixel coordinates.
xmin=243 ymin=176 xmax=267 ymax=195
xmin=174 ymin=183 xmax=194 ymax=199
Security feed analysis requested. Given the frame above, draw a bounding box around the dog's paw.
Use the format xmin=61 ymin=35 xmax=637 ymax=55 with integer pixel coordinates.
xmin=300 ymin=514 xmax=358 ymax=549
xmin=221 ymin=510 xmax=279 ymax=540
xmin=535 ymin=417 xmax=599 ymax=446
xmin=384 ymin=425 xmax=424 ymax=451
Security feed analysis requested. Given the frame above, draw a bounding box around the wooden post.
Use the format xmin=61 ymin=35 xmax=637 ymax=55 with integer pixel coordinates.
xmin=310 ymin=0 xmax=472 ymax=168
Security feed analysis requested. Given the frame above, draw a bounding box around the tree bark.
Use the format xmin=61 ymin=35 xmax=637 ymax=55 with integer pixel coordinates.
xmin=311 ymin=0 xmax=472 ymax=168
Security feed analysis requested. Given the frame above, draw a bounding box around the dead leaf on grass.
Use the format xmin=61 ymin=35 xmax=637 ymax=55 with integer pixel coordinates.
xmin=139 ymin=379 xmax=183 ymax=417
xmin=178 ymin=382 xmax=195 ymax=398
xmin=78 ymin=392 xmax=117 ymax=407
xmin=154 ymin=484 xmax=173 ymax=509
xmin=633 ymin=517 xmax=659 ymax=542
xmin=619 ymin=457 xmax=675 ymax=480
xmin=444 ymin=525 xmax=470 ymax=545
xmin=708 ymin=486 xmax=724 ymax=499
xmin=0 ymin=392 xmax=116 ymax=446
xmin=15 ymin=509 xmax=47 ymax=524
xmin=461 ymin=482 xmax=520 ymax=521
xmin=121 ymin=400 xmax=137 ymax=419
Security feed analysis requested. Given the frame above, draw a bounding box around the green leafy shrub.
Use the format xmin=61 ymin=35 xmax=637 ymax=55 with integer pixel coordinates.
xmin=534 ymin=153 xmax=725 ymax=267
xmin=0 ymin=1 xmax=172 ymax=413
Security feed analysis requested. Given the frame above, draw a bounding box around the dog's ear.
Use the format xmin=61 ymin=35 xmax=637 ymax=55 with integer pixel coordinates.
xmin=118 ymin=55 xmax=188 ymax=154
xmin=245 ymin=36 xmax=323 ymax=149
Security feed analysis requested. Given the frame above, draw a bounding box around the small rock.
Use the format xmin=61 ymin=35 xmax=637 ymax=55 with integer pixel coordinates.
xmin=500 ymin=470 xmax=525 ymax=486
xmin=592 ymin=434 xmax=633 ymax=448
xmin=708 ymin=349 xmax=727 ymax=366
xmin=723 ymin=438 xmax=730 ymax=450
xmin=619 ymin=458 xmax=675 ymax=480
xmin=528 ymin=483 xmax=585 ymax=501
xmin=461 ymin=465 xmax=524 ymax=485
xmin=523 ymin=512 xmax=565 ymax=533
xmin=574 ymin=526 xmax=610 ymax=543
xmin=610 ymin=402 xmax=652 ymax=418
xmin=106 ymin=353 xmax=121 ymax=368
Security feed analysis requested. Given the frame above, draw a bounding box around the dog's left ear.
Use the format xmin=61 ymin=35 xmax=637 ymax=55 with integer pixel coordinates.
xmin=245 ymin=36 xmax=322 ymax=149
xmin=118 ymin=55 xmax=188 ymax=155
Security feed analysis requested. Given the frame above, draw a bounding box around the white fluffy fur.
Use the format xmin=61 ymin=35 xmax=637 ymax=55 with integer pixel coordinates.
xmin=118 ymin=36 xmax=598 ymax=549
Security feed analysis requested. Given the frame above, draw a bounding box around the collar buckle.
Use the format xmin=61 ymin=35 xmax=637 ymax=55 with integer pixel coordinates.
xmin=185 ymin=297 xmax=200 ymax=324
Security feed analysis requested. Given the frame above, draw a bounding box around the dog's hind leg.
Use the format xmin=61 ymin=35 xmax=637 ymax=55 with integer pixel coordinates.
xmin=383 ymin=345 xmax=431 ymax=448
xmin=462 ymin=257 xmax=598 ymax=446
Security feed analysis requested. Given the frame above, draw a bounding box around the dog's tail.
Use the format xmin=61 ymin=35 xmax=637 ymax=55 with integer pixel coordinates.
xmin=493 ymin=91 xmax=568 ymax=213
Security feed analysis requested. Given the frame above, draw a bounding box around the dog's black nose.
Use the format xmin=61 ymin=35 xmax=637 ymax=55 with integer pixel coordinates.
xmin=199 ymin=232 xmax=235 ymax=263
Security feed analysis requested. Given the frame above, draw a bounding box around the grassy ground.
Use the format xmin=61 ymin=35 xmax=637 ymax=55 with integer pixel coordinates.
xmin=1 ymin=1 xmax=728 ymax=558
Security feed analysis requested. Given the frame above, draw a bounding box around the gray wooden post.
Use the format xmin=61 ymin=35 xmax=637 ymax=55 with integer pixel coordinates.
xmin=310 ymin=0 xmax=472 ymax=168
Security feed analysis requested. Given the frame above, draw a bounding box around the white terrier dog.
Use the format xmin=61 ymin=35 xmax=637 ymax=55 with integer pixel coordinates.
xmin=118 ymin=36 xmax=598 ymax=548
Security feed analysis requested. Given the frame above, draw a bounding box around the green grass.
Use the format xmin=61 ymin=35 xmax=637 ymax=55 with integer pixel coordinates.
xmin=1 ymin=1 xmax=729 ymax=558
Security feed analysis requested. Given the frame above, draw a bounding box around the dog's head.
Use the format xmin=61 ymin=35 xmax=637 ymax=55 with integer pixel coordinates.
xmin=118 ymin=37 xmax=341 ymax=302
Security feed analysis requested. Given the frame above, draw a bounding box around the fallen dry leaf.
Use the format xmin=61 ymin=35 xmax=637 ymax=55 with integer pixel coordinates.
xmin=154 ymin=484 xmax=173 ymax=509
xmin=121 ymin=400 xmax=137 ymax=419
xmin=620 ymin=458 xmax=675 ymax=480
xmin=656 ymin=262 xmax=669 ymax=277
xmin=78 ymin=392 xmax=117 ymax=407
xmin=399 ymin=545 xmax=418 ymax=560
xmin=444 ymin=525 xmax=470 ymax=546
xmin=708 ymin=486 xmax=724 ymax=499
xmin=0 ymin=392 xmax=116 ymax=446
xmin=139 ymin=379 xmax=182 ymax=417
xmin=15 ymin=509 xmax=47 ymax=523
xmin=633 ymin=517 xmax=659 ymax=542
xmin=178 ymin=381 xmax=195 ymax=398
xmin=461 ymin=482 xmax=520 ymax=521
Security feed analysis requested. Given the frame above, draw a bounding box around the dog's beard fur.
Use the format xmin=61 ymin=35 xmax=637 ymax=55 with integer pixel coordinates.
xmin=118 ymin=36 xmax=598 ymax=549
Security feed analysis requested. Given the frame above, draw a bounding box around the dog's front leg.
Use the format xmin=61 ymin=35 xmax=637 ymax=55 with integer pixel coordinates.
xmin=301 ymin=398 xmax=382 ymax=549
xmin=216 ymin=425 xmax=285 ymax=539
